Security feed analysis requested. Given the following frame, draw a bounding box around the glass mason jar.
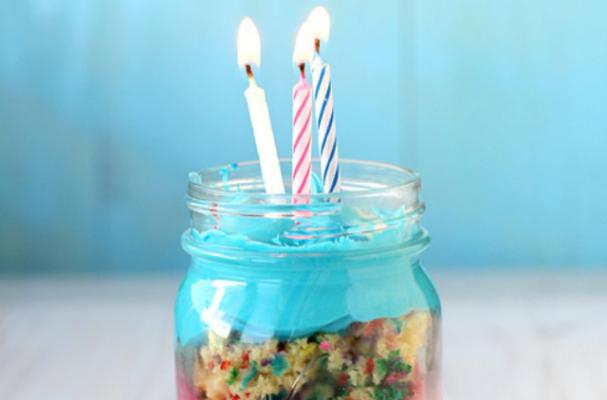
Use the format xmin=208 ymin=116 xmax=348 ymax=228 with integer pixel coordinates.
xmin=175 ymin=160 xmax=441 ymax=400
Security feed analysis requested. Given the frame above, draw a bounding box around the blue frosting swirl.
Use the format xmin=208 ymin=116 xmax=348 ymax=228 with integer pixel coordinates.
xmin=177 ymin=175 xmax=428 ymax=343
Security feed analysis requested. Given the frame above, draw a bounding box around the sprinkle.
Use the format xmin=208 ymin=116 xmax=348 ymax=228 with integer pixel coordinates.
xmin=365 ymin=358 xmax=375 ymax=375
xmin=241 ymin=361 xmax=257 ymax=389
xmin=374 ymin=385 xmax=401 ymax=400
xmin=220 ymin=360 xmax=231 ymax=371
xmin=241 ymin=352 xmax=250 ymax=369
xmin=385 ymin=371 xmax=407 ymax=385
xmin=319 ymin=341 xmax=332 ymax=351
xmin=227 ymin=368 xmax=239 ymax=385
xmin=363 ymin=319 xmax=384 ymax=336
xmin=271 ymin=354 xmax=288 ymax=376
xmin=376 ymin=358 xmax=388 ymax=379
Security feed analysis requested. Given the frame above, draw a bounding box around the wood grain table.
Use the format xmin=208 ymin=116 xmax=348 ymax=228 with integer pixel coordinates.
xmin=1 ymin=270 xmax=606 ymax=400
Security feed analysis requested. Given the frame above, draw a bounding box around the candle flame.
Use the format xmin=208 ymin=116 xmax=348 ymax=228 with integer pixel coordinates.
xmin=293 ymin=21 xmax=315 ymax=65
xmin=307 ymin=6 xmax=330 ymax=43
xmin=237 ymin=17 xmax=261 ymax=68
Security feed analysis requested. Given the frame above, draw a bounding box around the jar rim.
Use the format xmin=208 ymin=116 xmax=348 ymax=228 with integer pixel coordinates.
xmin=184 ymin=159 xmax=427 ymax=259
xmin=188 ymin=158 xmax=421 ymax=203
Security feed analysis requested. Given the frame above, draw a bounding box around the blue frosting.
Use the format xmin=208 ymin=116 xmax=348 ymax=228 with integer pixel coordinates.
xmin=176 ymin=174 xmax=427 ymax=343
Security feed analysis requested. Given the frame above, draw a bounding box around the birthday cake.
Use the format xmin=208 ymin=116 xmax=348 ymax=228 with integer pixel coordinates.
xmin=174 ymin=5 xmax=441 ymax=400
xmin=175 ymin=163 xmax=439 ymax=399
xmin=176 ymin=312 xmax=437 ymax=400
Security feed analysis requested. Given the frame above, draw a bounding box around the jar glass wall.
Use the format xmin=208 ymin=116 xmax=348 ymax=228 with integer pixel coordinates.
xmin=175 ymin=160 xmax=441 ymax=400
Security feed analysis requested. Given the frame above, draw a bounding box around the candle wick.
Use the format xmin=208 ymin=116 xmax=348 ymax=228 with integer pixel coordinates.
xmin=298 ymin=63 xmax=305 ymax=79
xmin=314 ymin=38 xmax=320 ymax=54
xmin=245 ymin=64 xmax=254 ymax=79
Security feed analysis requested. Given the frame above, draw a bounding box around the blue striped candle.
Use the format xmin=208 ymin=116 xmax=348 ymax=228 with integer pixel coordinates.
xmin=312 ymin=55 xmax=341 ymax=194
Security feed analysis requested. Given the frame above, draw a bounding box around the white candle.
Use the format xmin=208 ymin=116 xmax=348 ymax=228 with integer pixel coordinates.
xmin=237 ymin=17 xmax=285 ymax=195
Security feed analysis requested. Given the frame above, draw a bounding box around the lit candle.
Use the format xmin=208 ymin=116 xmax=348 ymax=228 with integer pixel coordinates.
xmin=237 ymin=17 xmax=285 ymax=194
xmin=291 ymin=22 xmax=314 ymax=203
xmin=308 ymin=6 xmax=341 ymax=193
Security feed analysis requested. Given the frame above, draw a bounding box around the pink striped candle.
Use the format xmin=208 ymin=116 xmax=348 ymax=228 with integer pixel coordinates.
xmin=291 ymin=22 xmax=315 ymax=203
xmin=292 ymin=68 xmax=313 ymax=203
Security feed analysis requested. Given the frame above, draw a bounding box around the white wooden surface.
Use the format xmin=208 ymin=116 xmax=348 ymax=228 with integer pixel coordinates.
xmin=1 ymin=271 xmax=606 ymax=400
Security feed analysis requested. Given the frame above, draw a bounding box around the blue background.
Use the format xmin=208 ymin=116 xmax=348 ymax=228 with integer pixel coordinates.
xmin=1 ymin=0 xmax=606 ymax=274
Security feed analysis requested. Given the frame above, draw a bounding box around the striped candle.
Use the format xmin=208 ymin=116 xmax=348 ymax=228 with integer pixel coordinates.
xmin=291 ymin=22 xmax=315 ymax=203
xmin=312 ymin=57 xmax=340 ymax=193
xmin=291 ymin=73 xmax=313 ymax=203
